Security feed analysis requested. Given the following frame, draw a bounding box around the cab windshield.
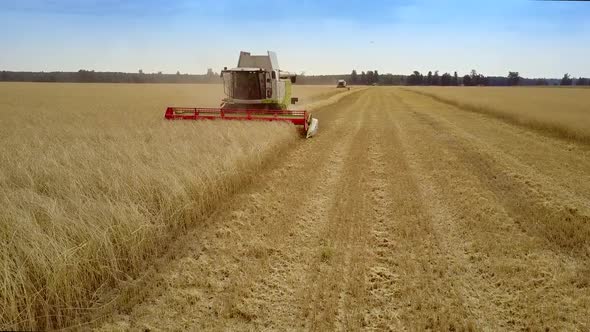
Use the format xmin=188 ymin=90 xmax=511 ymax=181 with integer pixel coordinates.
xmin=223 ymin=71 xmax=266 ymax=100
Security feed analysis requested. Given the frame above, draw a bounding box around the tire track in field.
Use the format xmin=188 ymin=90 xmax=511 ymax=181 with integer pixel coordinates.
xmin=296 ymin=92 xmax=374 ymax=331
xmin=361 ymin=90 xmax=482 ymax=331
xmin=411 ymin=106 xmax=590 ymax=255
xmin=400 ymin=91 xmax=590 ymax=202
xmin=291 ymin=88 xmax=443 ymax=330
xmin=399 ymin=92 xmax=590 ymax=245
xmin=385 ymin=90 xmax=504 ymax=330
xmin=233 ymin=91 xmax=370 ymax=330
xmin=299 ymin=88 xmax=484 ymax=331
xmin=394 ymin=88 xmax=590 ymax=331
xmin=395 ymin=91 xmax=590 ymax=256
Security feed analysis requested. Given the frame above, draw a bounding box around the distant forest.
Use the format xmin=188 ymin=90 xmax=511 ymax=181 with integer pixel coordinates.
xmin=303 ymin=70 xmax=589 ymax=86
xmin=1 ymin=68 xmax=589 ymax=86
xmin=0 ymin=69 xmax=222 ymax=84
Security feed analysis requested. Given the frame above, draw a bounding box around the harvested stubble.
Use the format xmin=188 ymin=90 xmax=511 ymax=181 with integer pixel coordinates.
xmin=0 ymin=83 xmax=308 ymax=330
xmin=403 ymin=86 xmax=590 ymax=143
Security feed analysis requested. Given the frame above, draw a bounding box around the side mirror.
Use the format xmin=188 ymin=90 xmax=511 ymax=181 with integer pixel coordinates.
xmin=290 ymin=76 xmax=297 ymax=83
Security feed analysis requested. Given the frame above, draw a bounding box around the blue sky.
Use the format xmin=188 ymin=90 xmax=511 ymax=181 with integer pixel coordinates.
xmin=1 ymin=0 xmax=589 ymax=77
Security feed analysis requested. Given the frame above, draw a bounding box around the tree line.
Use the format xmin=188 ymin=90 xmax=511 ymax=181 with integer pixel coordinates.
xmin=1 ymin=69 xmax=589 ymax=86
xmin=0 ymin=69 xmax=221 ymax=84
xmin=347 ymin=69 xmax=590 ymax=86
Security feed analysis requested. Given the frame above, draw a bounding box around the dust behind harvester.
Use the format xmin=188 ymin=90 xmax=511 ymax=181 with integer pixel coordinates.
xmin=165 ymin=51 xmax=318 ymax=138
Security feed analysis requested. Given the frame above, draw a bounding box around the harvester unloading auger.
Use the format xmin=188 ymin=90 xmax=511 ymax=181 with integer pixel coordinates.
xmin=165 ymin=51 xmax=319 ymax=138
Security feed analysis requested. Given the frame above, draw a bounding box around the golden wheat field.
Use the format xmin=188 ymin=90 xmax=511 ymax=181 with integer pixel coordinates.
xmin=0 ymin=83 xmax=347 ymax=330
xmin=2 ymin=84 xmax=590 ymax=331
xmin=403 ymin=86 xmax=590 ymax=143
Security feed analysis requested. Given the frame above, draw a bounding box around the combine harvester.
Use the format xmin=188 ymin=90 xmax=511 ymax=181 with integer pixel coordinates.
xmin=165 ymin=51 xmax=319 ymax=138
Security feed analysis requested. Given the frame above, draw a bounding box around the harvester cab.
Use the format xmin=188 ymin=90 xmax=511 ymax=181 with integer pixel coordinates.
xmin=165 ymin=51 xmax=318 ymax=138
xmin=221 ymin=51 xmax=299 ymax=110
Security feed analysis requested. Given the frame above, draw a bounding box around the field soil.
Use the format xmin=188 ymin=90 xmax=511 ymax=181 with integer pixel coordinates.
xmin=97 ymin=87 xmax=590 ymax=331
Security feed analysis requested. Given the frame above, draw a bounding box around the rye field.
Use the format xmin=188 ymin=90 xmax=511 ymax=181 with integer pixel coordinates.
xmin=0 ymin=83 xmax=345 ymax=330
xmin=1 ymin=84 xmax=589 ymax=331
